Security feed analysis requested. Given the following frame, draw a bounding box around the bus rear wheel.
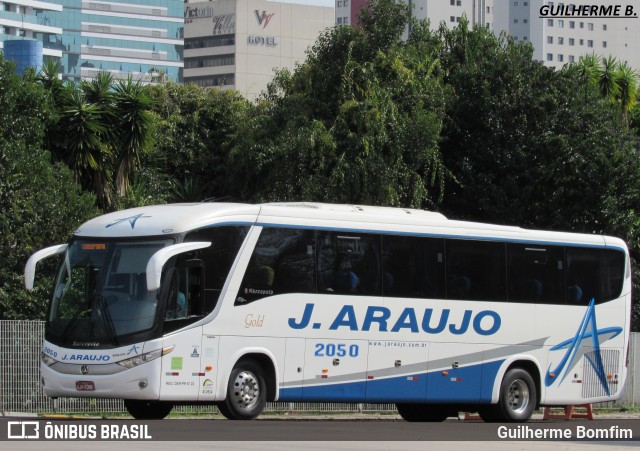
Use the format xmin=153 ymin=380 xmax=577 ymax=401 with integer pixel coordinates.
xmin=124 ymin=399 xmax=173 ymax=420
xmin=396 ymin=403 xmax=455 ymax=422
xmin=218 ymin=360 xmax=266 ymax=420
xmin=480 ymin=368 xmax=536 ymax=422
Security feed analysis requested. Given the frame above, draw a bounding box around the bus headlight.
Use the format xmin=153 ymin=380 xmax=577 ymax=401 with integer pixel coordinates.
xmin=116 ymin=346 xmax=174 ymax=369
xmin=41 ymin=352 xmax=57 ymax=366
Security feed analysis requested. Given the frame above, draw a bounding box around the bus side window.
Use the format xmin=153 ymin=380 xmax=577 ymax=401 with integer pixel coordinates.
xmin=565 ymin=248 xmax=626 ymax=305
xmin=318 ymin=232 xmax=381 ymax=296
xmin=236 ymin=228 xmax=316 ymax=305
xmin=445 ymin=240 xmax=506 ymax=301
xmin=382 ymin=235 xmax=445 ymax=299
xmin=507 ymin=244 xmax=564 ymax=304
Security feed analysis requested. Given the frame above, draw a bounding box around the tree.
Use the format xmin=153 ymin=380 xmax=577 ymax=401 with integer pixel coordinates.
xmin=112 ymin=77 xmax=155 ymax=198
xmin=0 ymin=55 xmax=97 ymax=320
xmin=147 ymin=82 xmax=250 ymax=202
xmin=230 ymin=0 xmax=448 ymax=208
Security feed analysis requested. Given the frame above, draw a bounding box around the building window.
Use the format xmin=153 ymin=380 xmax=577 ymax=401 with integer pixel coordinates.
xmin=456 ymin=0 xmax=461 ymax=5
xmin=456 ymin=16 xmax=461 ymax=22
xmin=184 ymin=54 xmax=235 ymax=69
xmin=558 ymin=54 xmax=564 ymax=62
xmin=569 ymin=21 xmax=575 ymax=28
xmin=524 ymin=19 xmax=528 ymax=23
xmin=548 ymin=19 xmax=553 ymax=26
xmin=514 ymin=1 xmax=518 ymax=5
xmin=558 ymin=20 xmax=564 ymax=28
xmin=450 ymin=16 xmax=455 ymax=22
xmin=524 ymin=1 xmax=528 ymax=4
xmin=558 ymin=37 xmax=564 ymax=44
xmin=514 ymin=36 xmax=519 ymax=41
xmin=450 ymin=0 xmax=455 ymax=4
xmin=569 ymin=55 xmax=575 ymax=63
xmin=603 ymin=41 xmax=607 ymax=48
xmin=579 ymin=39 xmax=584 ymax=45
xmin=344 ymin=0 xmax=348 ymax=5
xmin=580 ymin=22 xmax=584 ymax=28
xmin=523 ymin=36 xmax=528 ymax=40
xmin=337 ymin=0 xmax=342 ymax=6
xmin=603 ymin=24 xmax=607 ymax=31
xmin=514 ymin=19 xmax=518 ymax=23
xmin=587 ymin=40 xmax=593 ymax=47
xmin=569 ymin=38 xmax=574 ymax=45
xmin=547 ymin=53 xmax=553 ymax=61
xmin=337 ymin=17 xmax=342 ymax=24
xmin=588 ymin=23 xmax=594 ymax=30
xmin=547 ymin=36 xmax=553 ymax=44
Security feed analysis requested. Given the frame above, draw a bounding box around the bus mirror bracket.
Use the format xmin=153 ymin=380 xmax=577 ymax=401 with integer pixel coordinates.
xmin=24 ymin=244 xmax=68 ymax=291
xmin=146 ymin=242 xmax=211 ymax=291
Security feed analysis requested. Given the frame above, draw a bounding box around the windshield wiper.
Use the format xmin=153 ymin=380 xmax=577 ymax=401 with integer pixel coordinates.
xmin=95 ymin=295 xmax=118 ymax=346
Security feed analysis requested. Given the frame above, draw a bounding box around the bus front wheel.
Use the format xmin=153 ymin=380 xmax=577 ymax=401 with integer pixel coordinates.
xmin=480 ymin=368 xmax=536 ymax=422
xmin=218 ymin=360 xmax=266 ymax=420
xmin=124 ymin=399 xmax=173 ymax=420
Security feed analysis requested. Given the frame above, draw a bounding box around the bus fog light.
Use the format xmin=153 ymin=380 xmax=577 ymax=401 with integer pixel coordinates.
xmin=139 ymin=379 xmax=148 ymax=389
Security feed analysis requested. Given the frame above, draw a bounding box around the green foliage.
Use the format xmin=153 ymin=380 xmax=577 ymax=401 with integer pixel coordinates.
xmin=0 ymin=56 xmax=97 ymax=320
xmin=231 ymin=0 xmax=448 ymax=208
xmin=147 ymin=82 xmax=251 ymax=202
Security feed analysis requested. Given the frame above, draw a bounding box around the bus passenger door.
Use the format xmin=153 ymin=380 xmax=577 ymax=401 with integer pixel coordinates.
xmin=365 ymin=340 xmax=429 ymax=403
xmin=302 ymin=339 xmax=368 ymax=401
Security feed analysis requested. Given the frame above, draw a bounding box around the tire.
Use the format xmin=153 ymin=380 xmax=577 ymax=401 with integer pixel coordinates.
xmin=396 ymin=403 xmax=455 ymax=422
xmin=219 ymin=360 xmax=267 ymax=420
xmin=124 ymin=399 xmax=173 ymax=420
xmin=482 ymin=368 xmax=536 ymax=422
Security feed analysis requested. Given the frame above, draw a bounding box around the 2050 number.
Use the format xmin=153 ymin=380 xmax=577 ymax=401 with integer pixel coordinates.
xmin=314 ymin=343 xmax=359 ymax=357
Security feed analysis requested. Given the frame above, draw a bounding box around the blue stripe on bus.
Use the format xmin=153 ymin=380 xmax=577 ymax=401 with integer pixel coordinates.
xmin=278 ymin=359 xmax=504 ymax=403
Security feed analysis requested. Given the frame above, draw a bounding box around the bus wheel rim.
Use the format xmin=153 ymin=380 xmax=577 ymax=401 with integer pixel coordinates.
xmin=233 ymin=370 xmax=259 ymax=409
xmin=508 ymin=378 xmax=529 ymax=415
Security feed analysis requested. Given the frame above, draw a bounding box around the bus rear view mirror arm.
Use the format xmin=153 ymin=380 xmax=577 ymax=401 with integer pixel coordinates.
xmin=146 ymin=242 xmax=211 ymax=291
xmin=24 ymin=244 xmax=68 ymax=291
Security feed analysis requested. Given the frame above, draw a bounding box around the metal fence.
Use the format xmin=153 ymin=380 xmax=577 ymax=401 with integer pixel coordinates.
xmin=0 ymin=320 xmax=637 ymax=415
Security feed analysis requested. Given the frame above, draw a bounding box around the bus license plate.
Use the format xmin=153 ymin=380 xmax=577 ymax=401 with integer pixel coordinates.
xmin=76 ymin=381 xmax=95 ymax=391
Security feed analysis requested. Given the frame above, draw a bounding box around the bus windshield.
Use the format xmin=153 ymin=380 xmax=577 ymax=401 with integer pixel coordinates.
xmin=47 ymin=238 xmax=173 ymax=347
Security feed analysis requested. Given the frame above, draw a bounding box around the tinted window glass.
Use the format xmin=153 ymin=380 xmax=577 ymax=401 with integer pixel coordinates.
xmin=318 ymin=232 xmax=381 ymax=296
xmin=566 ymin=248 xmax=625 ymax=305
xmin=446 ymin=240 xmax=506 ymax=301
xmin=382 ymin=235 xmax=445 ymax=298
xmin=185 ymin=226 xmax=249 ymax=312
xmin=237 ymin=228 xmax=316 ymax=305
xmin=508 ymin=244 xmax=564 ymax=303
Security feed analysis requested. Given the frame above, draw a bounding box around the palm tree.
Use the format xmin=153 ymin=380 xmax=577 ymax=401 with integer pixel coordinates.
xmin=57 ymin=87 xmax=112 ymax=208
xmin=574 ymin=54 xmax=599 ymax=97
xmin=615 ymin=62 xmax=639 ymax=123
xmin=598 ymin=55 xmax=620 ymax=102
xmin=112 ymin=77 xmax=155 ymax=197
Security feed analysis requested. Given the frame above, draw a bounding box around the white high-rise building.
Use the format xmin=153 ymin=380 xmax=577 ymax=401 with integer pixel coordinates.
xmin=336 ymin=0 xmax=494 ymax=29
xmin=336 ymin=0 xmax=640 ymax=70
xmin=494 ymin=0 xmax=640 ymax=69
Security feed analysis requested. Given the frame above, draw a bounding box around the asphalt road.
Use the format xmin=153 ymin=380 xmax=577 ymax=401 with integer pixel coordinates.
xmin=1 ymin=417 xmax=639 ymax=450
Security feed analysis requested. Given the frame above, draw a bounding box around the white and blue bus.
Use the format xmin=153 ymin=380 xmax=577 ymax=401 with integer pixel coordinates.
xmin=25 ymin=202 xmax=631 ymax=422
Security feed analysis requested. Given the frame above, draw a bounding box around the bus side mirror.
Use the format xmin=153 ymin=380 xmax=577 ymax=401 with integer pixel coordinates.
xmin=146 ymin=242 xmax=211 ymax=291
xmin=24 ymin=244 xmax=68 ymax=291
